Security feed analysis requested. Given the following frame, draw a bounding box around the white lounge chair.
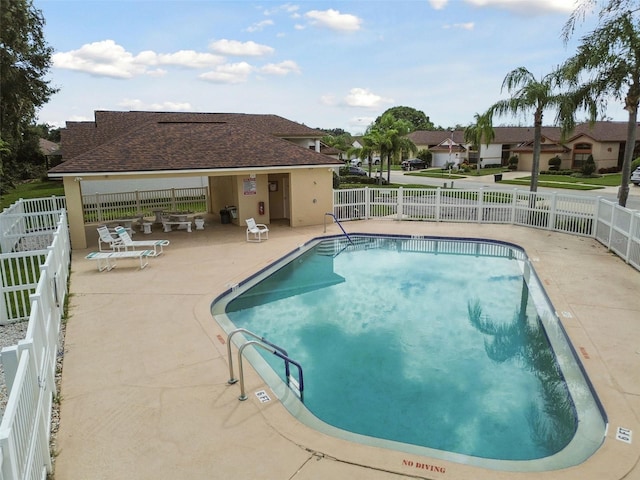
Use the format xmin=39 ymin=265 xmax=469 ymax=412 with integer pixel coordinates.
xmin=85 ymin=249 xmax=156 ymax=271
xmin=245 ymin=218 xmax=269 ymax=242
xmin=114 ymin=226 xmax=170 ymax=255
xmin=97 ymin=225 xmax=124 ymax=251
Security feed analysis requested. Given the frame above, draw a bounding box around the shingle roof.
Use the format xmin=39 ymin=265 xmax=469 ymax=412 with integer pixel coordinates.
xmin=50 ymin=120 xmax=337 ymax=174
xmin=59 ymin=110 xmax=327 ymax=161
xmin=406 ymin=122 xmax=638 ymax=146
xmin=39 ymin=138 xmax=60 ymax=156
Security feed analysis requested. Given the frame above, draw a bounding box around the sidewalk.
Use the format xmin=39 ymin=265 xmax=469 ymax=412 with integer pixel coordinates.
xmin=53 ymin=220 xmax=640 ymax=479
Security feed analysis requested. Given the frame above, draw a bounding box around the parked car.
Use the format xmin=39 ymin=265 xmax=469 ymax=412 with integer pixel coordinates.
xmin=631 ymin=166 xmax=640 ymax=185
xmin=342 ymin=166 xmax=368 ymax=176
xmin=350 ymin=157 xmax=380 ymax=167
xmin=401 ymin=159 xmax=427 ymax=171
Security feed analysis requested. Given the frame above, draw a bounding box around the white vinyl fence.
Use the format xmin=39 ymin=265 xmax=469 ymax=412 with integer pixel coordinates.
xmin=0 ymin=201 xmax=70 ymax=480
xmin=0 ymin=186 xmax=637 ymax=479
xmin=333 ymin=186 xmax=640 ymax=271
xmin=82 ymin=187 xmax=208 ymax=223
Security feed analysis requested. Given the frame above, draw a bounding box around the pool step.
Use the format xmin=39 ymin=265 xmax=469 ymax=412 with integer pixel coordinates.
xmin=288 ymin=374 xmax=302 ymax=399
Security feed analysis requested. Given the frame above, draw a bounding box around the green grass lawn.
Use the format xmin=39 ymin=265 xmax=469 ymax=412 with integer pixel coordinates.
xmin=500 ymin=172 xmax=625 ymax=190
xmin=534 ymin=173 xmax=622 ymax=186
xmin=0 ymin=180 xmax=65 ymax=209
xmin=405 ymin=166 xmax=508 ymax=179
xmin=499 ymin=179 xmax=604 ymax=190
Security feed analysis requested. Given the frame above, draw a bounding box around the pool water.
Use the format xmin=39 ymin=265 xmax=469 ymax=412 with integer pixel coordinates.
xmin=212 ymin=235 xmax=605 ymax=470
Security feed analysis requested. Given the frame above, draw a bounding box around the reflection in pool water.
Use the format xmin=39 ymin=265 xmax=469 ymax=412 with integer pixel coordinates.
xmin=212 ymin=235 xmax=606 ymax=471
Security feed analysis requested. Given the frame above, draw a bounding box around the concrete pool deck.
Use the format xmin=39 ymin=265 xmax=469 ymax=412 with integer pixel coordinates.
xmin=54 ymin=219 xmax=640 ymax=479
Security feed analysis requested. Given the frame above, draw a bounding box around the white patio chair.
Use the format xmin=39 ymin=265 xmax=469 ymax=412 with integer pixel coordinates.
xmin=245 ymin=218 xmax=269 ymax=242
xmin=114 ymin=226 xmax=170 ymax=255
xmin=97 ymin=225 xmax=124 ymax=251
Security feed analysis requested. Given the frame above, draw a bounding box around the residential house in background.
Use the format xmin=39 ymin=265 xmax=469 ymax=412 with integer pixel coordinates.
xmin=406 ymin=122 xmax=639 ymax=172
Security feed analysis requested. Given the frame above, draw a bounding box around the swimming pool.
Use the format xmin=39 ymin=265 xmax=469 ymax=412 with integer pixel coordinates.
xmin=211 ymin=234 xmax=606 ymax=471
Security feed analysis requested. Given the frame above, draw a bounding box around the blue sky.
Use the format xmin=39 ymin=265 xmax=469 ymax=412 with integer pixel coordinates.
xmin=35 ymin=0 xmax=623 ymax=134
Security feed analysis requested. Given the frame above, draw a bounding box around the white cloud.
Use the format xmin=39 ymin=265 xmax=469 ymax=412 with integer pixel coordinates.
xmin=246 ymin=19 xmax=274 ymax=32
xmin=344 ymin=88 xmax=393 ymax=108
xmin=320 ymin=94 xmax=338 ymax=106
xmin=263 ymin=3 xmax=300 ymax=16
xmin=198 ymin=62 xmax=254 ymax=84
xmin=465 ymin=0 xmax=575 ymax=14
xmin=149 ymin=50 xmax=225 ymax=68
xmin=52 ymin=40 xmax=225 ymax=78
xmin=52 ymin=40 xmax=145 ymax=78
xmin=304 ymin=9 xmax=362 ymax=32
xmin=146 ymin=69 xmax=168 ymax=78
xmin=443 ymin=22 xmax=475 ymax=30
xmin=429 ymin=0 xmax=448 ymax=9
xmin=117 ymin=99 xmax=193 ymax=111
xmin=431 ymin=0 xmax=575 ymax=14
xmin=209 ymin=39 xmax=274 ymax=56
xmin=259 ymin=60 xmax=301 ymax=75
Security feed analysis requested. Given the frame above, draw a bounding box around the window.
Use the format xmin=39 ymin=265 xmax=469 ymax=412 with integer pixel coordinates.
xmin=572 ymin=143 xmax=592 ymax=169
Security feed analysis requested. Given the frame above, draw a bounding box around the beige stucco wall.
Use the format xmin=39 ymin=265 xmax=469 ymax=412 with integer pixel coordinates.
xmin=210 ymin=176 xmax=234 ymax=217
xmin=233 ymin=174 xmax=270 ymax=226
xmin=289 ymin=168 xmax=334 ymax=227
xmin=63 ymin=176 xmax=87 ymax=249
xmin=568 ymin=138 xmax=620 ymax=170
xmin=515 ymin=137 xmax=622 ymax=173
xmin=62 ymin=166 xmax=337 ymax=248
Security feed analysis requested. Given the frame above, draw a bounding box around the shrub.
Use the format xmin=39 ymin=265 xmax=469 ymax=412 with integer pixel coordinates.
xmin=540 ymin=169 xmax=574 ymax=175
xmin=632 ymin=157 xmax=640 ymax=171
xmin=483 ymin=163 xmax=502 ymax=169
xmin=508 ymin=155 xmax=519 ymax=170
xmin=581 ymin=154 xmax=596 ymax=176
xmin=548 ymin=155 xmax=561 ymax=171
xmin=340 ymin=175 xmax=387 ymax=185
xmin=598 ymin=166 xmax=620 ymax=174
xmin=333 ymin=171 xmax=340 ymax=189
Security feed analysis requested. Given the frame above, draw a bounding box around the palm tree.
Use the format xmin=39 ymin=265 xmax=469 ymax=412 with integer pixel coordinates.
xmin=375 ymin=113 xmax=417 ymax=184
xmin=347 ymin=134 xmax=378 ymax=177
xmin=321 ymin=133 xmax=352 ymax=163
xmin=464 ymin=111 xmax=495 ymax=172
xmin=560 ymin=5 xmax=640 ymax=207
xmin=488 ymin=68 xmax=573 ymax=192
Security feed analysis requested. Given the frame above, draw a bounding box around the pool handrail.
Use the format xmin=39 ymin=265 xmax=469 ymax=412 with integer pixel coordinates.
xmin=324 ymin=212 xmax=354 ymax=245
xmin=227 ymin=328 xmax=288 ymax=385
xmin=236 ymin=340 xmax=304 ymax=402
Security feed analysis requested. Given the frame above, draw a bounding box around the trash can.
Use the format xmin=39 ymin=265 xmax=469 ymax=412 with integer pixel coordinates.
xmin=219 ymin=208 xmax=231 ymax=224
xmin=494 ymin=173 xmax=503 ymax=182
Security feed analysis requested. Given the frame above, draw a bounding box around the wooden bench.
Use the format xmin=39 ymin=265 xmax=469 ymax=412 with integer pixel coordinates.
xmin=85 ymin=249 xmax=156 ymax=271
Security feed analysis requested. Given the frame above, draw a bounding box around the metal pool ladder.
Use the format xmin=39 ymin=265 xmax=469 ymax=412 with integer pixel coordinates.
xmin=226 ymin=328 xmax=304 ymax=402
xmin=324 ymin=212 xmax=354 ymax=245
